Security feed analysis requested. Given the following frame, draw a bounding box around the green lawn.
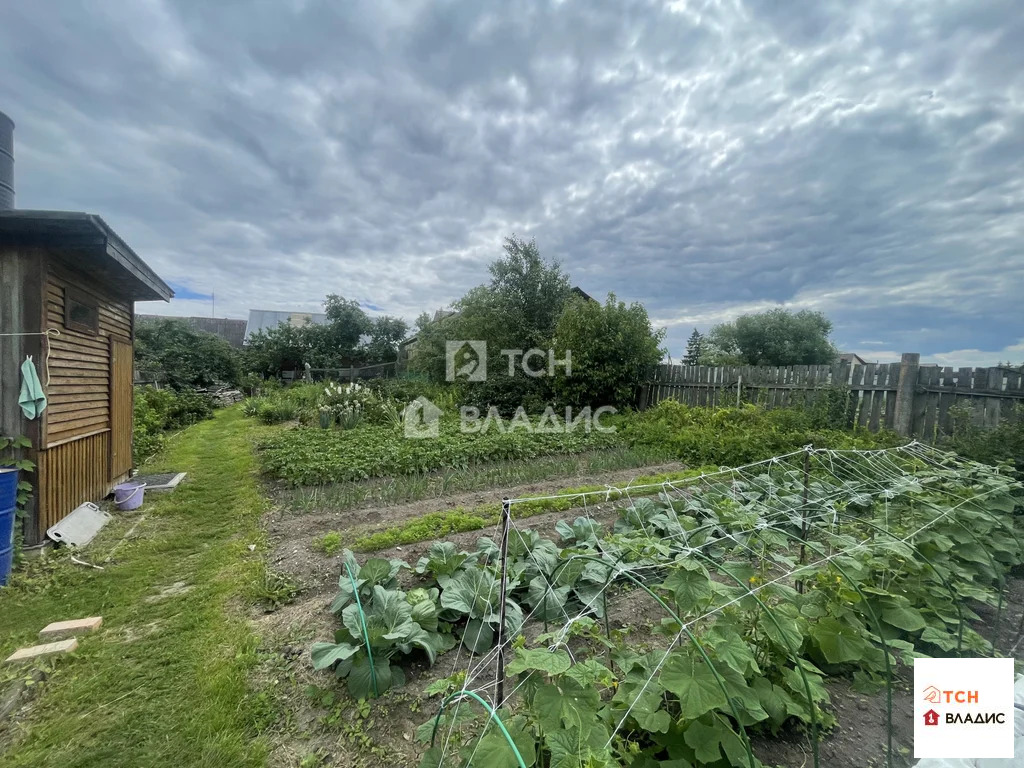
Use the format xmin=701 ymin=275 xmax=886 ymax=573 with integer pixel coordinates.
xmin=0 ymin=409 xmax=271 ymax=767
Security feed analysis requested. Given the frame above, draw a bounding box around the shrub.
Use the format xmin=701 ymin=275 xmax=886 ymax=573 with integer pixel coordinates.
xmin=945 ymin=403 xmax=1024 ymax=473
xmin=135 ymin=317 xmax=240 ymax=389
xmin=455 ymin=376 xmax=550 ymax=417
xmin=133 ymin=386 xmax=215 ymax=464
xmin=551 ymin=293 xmax=665 ymax=409
xmin=621 ymin=400 xmax=899 ymax=467
xmin=257 ymin=401 xmax=299 ymax=425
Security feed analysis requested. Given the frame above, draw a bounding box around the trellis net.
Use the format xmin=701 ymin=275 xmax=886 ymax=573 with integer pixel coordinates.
xmin=420 ymin=442 xmax=1022 ymax=768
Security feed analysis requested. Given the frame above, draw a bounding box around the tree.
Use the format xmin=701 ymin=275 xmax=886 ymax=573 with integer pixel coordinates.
xmin=409 ymin=235 xmax=573 ymax=385
xmin=240 ymin=297 xmax=407 ymax=376
xmin=322 ymin=294 xmax=370 ymax=357
xmin=362 ymin=316 xmax=409 ymax=363
xmin=486 ymin=235 xmax=571 ymax=351
xmin=704 ymin=309 xmax=838 ymax=366
xmin=135 ymin=318 xmax=240 ymax=389
xmin=241 ymin=323 xmax=309 ymax=377
xmin=551 ymin=293 xmax=666 ymax=408
xmin=682 ymin=328 xmax=704 ymax=365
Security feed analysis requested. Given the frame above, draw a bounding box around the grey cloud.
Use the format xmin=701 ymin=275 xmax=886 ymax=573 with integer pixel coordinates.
xmin=1 ymin=0 xmax=1022 ymax=362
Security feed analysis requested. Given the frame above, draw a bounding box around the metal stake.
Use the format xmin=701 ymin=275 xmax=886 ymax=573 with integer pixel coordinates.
xmin=495 ymin=498 xmax=511 ymax=707
xmin=797 ymin=449 xmax=811 ymax=594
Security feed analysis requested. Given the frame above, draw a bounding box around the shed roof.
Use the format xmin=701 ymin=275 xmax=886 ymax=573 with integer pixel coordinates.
xmin=0 ymin=210 xmax=173 ymax=302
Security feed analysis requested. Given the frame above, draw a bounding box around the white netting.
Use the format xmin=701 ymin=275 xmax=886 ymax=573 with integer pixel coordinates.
xmin=425 ymin=442 xmax=1021 ymax=768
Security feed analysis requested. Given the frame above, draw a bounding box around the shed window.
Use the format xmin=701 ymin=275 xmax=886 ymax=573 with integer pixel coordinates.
xmin=64 ymin=287 xmax=99 ymax=334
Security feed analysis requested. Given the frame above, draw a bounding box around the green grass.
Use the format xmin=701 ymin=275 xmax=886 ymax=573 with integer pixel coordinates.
xmin=276 ymin=444 xmax=677 ymax=514
xmin=0 ymin=408 xmax=272 ymax=767
xmin=349 ymin=465 xmax=714 ymax=552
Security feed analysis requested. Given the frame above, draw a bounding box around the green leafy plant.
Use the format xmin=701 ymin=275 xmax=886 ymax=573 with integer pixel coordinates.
xmin=407 ymin=450 xmax=1021 ymax=768
xmin=311 ymin=585 xmax=455 ymax=698
xmin=1 ymin=434 xmax=35 ymax=568
xmin=440 ymin=566 xmax=523 ymax=654
xmin=414 ymin=541 xmax=476 ymax=588
xmin=313 ymin=531 xmax=344 ymax=556
xmin=329 ymin=550 xmax=408 ymax=614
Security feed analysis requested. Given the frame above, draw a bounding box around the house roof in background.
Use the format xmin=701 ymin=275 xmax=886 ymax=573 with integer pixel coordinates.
xmin=571 ymin=286 xmax=597 ymax=303
xmin=0 ymin=209 xmax=173 ymax=301
xmin=839 ymin=352 xmax=868 ymax=365
xmin=136 ymin=314 xmax=248 ymax=348
xmin=244 ymin=309 xmax=327 ymax=342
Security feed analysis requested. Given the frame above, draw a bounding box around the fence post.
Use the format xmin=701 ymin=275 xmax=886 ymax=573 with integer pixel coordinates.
xmin=892 ymin=353 xmax=920 ymax=436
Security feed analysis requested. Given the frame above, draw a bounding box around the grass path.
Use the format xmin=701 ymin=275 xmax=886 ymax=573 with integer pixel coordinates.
xmin=0 ymin=409 xmax=270 ymax=768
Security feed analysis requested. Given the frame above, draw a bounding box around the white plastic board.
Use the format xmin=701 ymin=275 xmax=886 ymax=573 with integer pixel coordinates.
xmin=46 ymin=502 xmax=111 ymax=547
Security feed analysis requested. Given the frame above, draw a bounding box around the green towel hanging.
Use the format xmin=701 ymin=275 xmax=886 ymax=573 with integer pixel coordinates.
xmin=19 ymin=356 xmax=47 ymax=419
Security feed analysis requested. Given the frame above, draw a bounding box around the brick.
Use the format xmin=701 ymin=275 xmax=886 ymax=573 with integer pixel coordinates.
xmin=4 ymin=639 xmax=78 ymax=665
xmin=39 ymin=616 xmax=103 ymax=640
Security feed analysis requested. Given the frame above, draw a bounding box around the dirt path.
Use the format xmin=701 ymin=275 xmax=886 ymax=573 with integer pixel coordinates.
xmin=267 ymin=461 xmax=683 ymax=594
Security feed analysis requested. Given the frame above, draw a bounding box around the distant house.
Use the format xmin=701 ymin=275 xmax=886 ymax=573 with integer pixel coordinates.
xmin=571 ymin=286 xmax=597 ymax=303
xmin=839 ymin=352 xmax=867 ymax=366
xmin=136 ymin=314 xmax=247 ymax=348
xmin=244 ymin=309 xmax=328 ymax=343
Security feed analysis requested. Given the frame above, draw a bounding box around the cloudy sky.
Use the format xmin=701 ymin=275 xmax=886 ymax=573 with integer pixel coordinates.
xmin=2 ymin=0 xmax=1022 ymax=365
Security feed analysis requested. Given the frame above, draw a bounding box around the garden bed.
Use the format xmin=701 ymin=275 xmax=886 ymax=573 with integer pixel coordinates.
xmin=265 ymin=461 xmax=685 ymax=596
xmin=254 ymin=440 xmax=1024 ymax=768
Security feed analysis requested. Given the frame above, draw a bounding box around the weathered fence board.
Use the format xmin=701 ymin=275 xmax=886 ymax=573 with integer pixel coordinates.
xmin=638 ymin=354 xmax=1024 ymax=440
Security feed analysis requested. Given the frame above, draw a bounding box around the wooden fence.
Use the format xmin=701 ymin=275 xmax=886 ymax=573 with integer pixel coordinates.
xmin=285 ymin=361 xmax=398 ymax=382
xmin=637 ymin=354 xmax=1024 ymax=440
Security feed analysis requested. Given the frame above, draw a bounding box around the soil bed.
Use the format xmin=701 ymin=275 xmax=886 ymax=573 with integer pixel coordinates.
xmin=266 ymin=461 xmax=683 ymax=596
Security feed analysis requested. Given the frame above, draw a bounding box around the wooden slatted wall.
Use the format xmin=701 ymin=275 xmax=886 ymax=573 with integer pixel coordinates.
xmin=34 ymin=431 xmax=111 ymax=533
xmin=43 ymin=262 xmax=132 ymax=447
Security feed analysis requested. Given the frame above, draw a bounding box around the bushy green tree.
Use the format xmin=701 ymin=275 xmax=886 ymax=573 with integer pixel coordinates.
xmin=241 ymin=297 xmax=408 ymax=377
xmin=135 ymin=318 xmax=239 ymax=389
xmin=363 ymin=316 xmax=410 ymax=363
xmin=241 ymin=323 xmax=310 ymax=377
xmin=703 ymin=309 xmax=838 ymax=366
xmin=322 ymin=294 xmax=371 ymax=356
xmin=410 ymin=236 xmax=572 ymax=387
xmin=551 ymin=293 xmax=666 ymax=408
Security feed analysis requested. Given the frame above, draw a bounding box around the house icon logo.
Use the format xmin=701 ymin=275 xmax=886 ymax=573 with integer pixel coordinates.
xmin=923 ymin=709 xmax=940 ymax=727
xmin=923 ymin=686 xmax=941 ymax=704
xmin=446 ymin=340 xmax=487 ymax=382
xmin=403 ymin=396 xmax=443 ymax=439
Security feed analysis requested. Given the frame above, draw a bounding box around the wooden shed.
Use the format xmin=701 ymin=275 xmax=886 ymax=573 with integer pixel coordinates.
xmin=0 ymin=210 xmax=173 ymax=544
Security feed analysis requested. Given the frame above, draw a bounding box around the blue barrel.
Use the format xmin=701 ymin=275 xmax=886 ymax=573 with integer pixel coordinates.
xmin=0 ymin=467 xmax=17 ymax=586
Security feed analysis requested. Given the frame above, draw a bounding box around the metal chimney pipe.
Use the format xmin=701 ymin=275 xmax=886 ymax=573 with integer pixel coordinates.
xmin=0 ymin=110 xmax=14 ymax=210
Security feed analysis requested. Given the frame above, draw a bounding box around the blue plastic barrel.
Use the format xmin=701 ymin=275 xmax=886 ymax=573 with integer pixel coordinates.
xmin=0 ymin=467 xmax=18 ymax=586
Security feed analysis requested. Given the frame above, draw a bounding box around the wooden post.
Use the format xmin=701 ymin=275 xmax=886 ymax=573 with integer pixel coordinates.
xmin=892 ymin=353 xmax=920 ymax=437
xmin=495 ymin=498 xmax=511 ymax=707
